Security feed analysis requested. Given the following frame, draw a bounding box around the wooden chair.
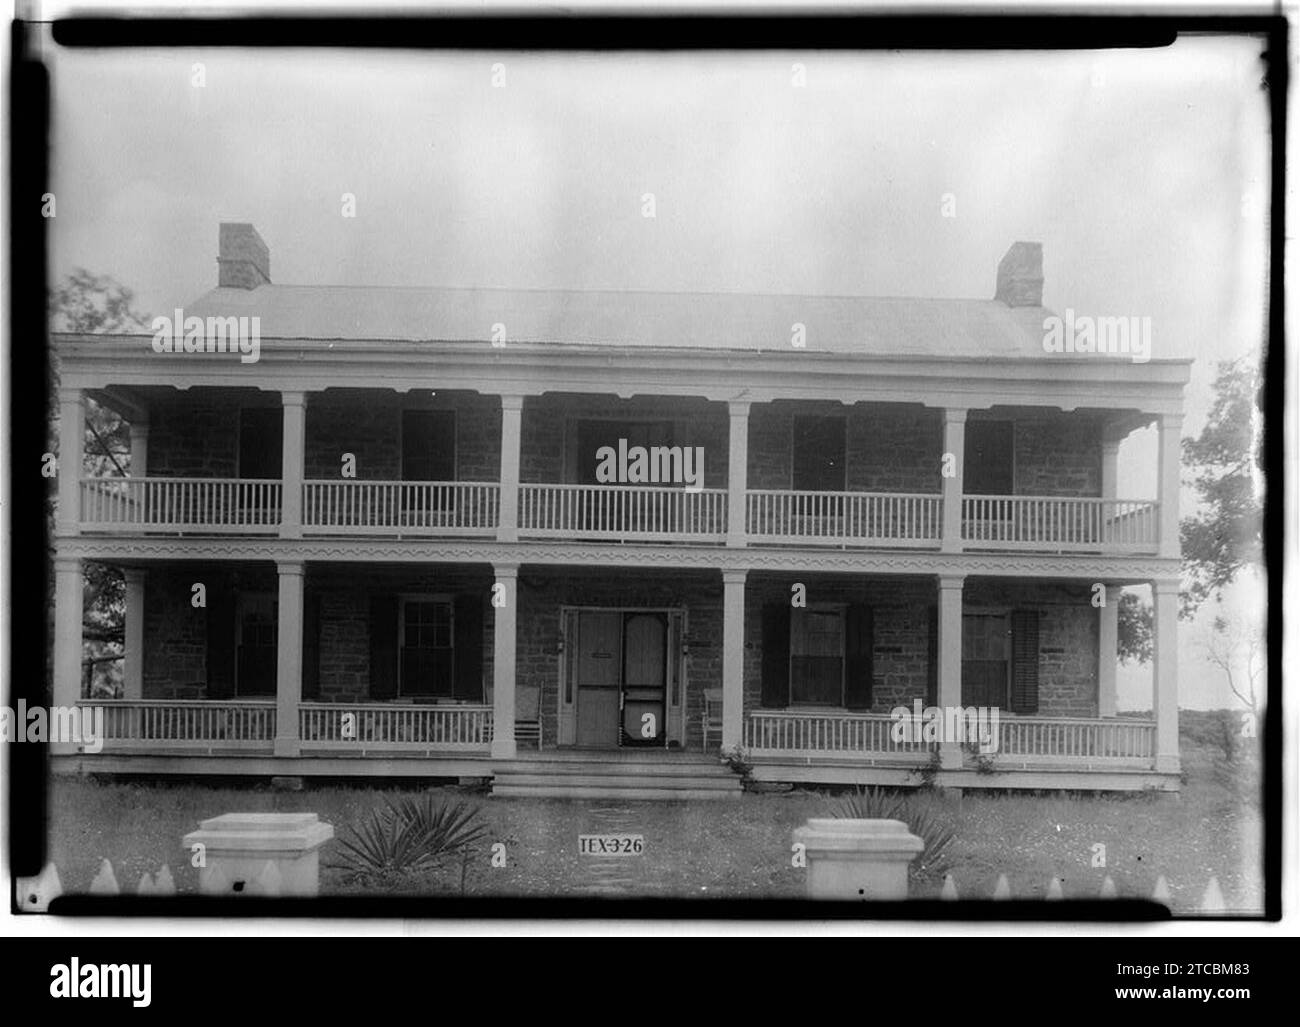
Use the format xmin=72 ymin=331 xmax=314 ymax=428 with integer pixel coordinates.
xmin=702 ymin=688 xmax=724 ymax=752
xmin=514 ymin=684 xmax=543 ymax=750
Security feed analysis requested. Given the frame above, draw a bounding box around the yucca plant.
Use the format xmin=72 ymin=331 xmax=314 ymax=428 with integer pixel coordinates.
xmin=329 ymin=794 xmax=488 ymax=880
xmin=828 ymin=786 xmax=955 ymax=883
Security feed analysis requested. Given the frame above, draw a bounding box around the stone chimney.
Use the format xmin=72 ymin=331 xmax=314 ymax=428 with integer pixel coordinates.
xmin=217 ymin=223 xmax=271 ymax=289
xmin=994 ymin=241 xmax=1043 ymax=307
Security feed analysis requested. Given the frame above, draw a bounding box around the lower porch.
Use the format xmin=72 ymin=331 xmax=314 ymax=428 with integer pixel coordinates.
xmin=51 ymin=562 xmax=1182 ymax=793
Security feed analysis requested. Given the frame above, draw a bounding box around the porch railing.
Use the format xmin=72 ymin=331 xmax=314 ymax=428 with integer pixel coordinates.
xmin=82 ymin=699 xmax=276 ymax=751
xmin=80 ymin=477 xmax=281 ymax=533
xmin=962 ymin=496 xmax=1159 ymax=552
xmin=519 ymin=483 xmax=727 ymax=542
xmin=745 ymin=711 xmax=1156 ymax=767
xmin=994 ymin=716 xmax=1156 ymax=763
xmin=303 ymin=481 xmax=499 ymax=535
xmin=745 ymin=711 xmax=936 ymax=759
xmin=746 ymin=490 xmax=942 ymax=546
xmin=298 ymin=702 xmax=493 ymax=754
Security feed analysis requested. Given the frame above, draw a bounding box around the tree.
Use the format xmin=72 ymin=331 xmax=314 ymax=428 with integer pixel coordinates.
xmin=1202 ymin=613 xmax=1263 ymax=713
xmin=1116 ymin=591 xmax=1151 ymax=665
xmin=1118 ymin=358 xmax=1263 ymax=666
xmin=1180 ymin=358 xmax=1264 ymax=616
xmin=48 ymin=269 xmax=150 ymax=695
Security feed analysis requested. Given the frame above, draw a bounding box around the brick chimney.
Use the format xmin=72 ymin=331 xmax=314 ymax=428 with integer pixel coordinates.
xmin=994 ymin=241 xmax=1043 ymax=307
xmin=217 ymin=223 xmax=271 ymax=289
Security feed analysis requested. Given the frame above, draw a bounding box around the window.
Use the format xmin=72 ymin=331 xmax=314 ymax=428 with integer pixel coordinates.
xmin=961 ymin=612 xmax=1009 ymax=709
xmin=789 ymin=606 xmax=845 ymax=705
xmin=238 ymin=408 xmax=282 ymax=480
xmin=964 ymin=420 xmax=1013 ymax=496
xmin=575 ymin=419 xmax=675 ymax=485
xmin=399 ymin=597 xmax=454 ymax=697
xmin=792 ymin=415 xmax=846 ymax=492
xmin=235 ymin=593 xmax=277 ymax=697
xmin=401 ymin=410 xmax=456 ymax=482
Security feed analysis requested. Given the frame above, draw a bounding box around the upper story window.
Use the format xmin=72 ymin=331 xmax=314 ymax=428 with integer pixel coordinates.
xmin=401 ymin=410 xmax=456 ymax=482
xmin=238 ymin=408 xmax=282 ymax=480
xmin=575 ymin=419 xmax=675 ymax=485
xmin=792 ymin=415 xmax=846 ymax=492
xmin=965 ymin=420 xmax=1014 ymax=495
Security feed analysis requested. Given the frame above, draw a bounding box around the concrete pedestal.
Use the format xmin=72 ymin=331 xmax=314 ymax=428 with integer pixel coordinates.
xmin=793 ymin=818 xmax=923 ymax=900
xmin=183 ymin=812 xmax=333 ymax=897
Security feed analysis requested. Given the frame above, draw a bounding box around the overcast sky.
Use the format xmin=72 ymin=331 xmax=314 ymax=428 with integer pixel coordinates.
xmin=46 ymin=36 xmax=1271 ymax=710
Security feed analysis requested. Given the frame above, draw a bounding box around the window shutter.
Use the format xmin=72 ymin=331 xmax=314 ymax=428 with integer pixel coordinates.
xmin=1010 ymin=609 xmax=1040 ymax=714
xmin=369 ymin=596 xmax=399 ymax=700
xmin=844 ymin=604 xmax=874 ymax=710
xmin=453 ymin=594 xmax=484 ymax=700
xmin=205 ymin=584 xmax=236 ymax=699
xmin=925 ymin=605 xmax=938 ymax=707
xmin=302 ymin=592 xmax=321 ymax=700
xmin=761 ymin=602 xmax=791 ymax=708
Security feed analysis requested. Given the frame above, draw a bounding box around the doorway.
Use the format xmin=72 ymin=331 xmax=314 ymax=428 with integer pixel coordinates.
xmin=564 ymin=608 xmax=682 ymax=749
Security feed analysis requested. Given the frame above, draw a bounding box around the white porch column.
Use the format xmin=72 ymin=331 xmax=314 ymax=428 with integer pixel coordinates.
xmin=497 ymin=396 xmax=524 ymax=543
xmin=1157 ymin=413 xmax=1183 ymax=560
xmin=56 ymin=387 xmax=84 ymax=536
xmin=1100 ymin=432 xmax=1120 ymax=503
xmin=936 ymin=574 xmax=964 ymax=769
xmin=941 ymin=408 xmax=966 ymax=553
xmin=280 ymin=391 xmax=307 ymax=539
xmin=1152 ymin=579 xmax=1180 ymax=774
xmin=274 ymin=560 xmax=304 ymax=757
xmin=123 ymin=568 xmax=147 ymax=700
xmin=727 ymin=401 xmax=750 ymax=547
xmin=491 ymin=564 xmax=518 ymax=759
xmin=1097 ymin=584 xmax=1121 ymax=718
xmin=128 ymin=418 xmax=150 ymax=477
xmin=52 ymin=556 xmax=83 ymax=754
xmin=721 ymin=569 xmax=748 ymax=750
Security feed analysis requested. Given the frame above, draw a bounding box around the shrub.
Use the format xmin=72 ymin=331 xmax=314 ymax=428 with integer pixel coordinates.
xmin=329 ymin=794 xmax=487 ymax=881
xmin=828 ymin=786 xmax=956 ymax=883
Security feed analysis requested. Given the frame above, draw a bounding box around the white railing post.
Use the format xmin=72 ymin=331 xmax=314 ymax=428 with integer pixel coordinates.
xmin=492 ymin=565 xmax=518 ymax=759
xmin=1157 ymin=413 xmax=1183 ymax=560
xmin=1152 ymin=579 xmax=1180 ymax=773
xmin=721 ymin=569 xmax=747 ymax=750
xmin=129 ymin=417 xmax=150 ymax=477
xmin=941 ymin=408 xmax=966 ymax=552
xmin=1097 ymin=584 xmax=1121 ymax=718
xmin=498 ymin=396 xmax=524 ymax=543
xmin=275 ymin=561 xmax=304 ymax=758
xmin=279 ymin=392 xmax=307 ymax=538
xmin=937 ymin=574 xmax=964 ymax=769
xmin=57 ymin=387 xmax=84 ymax=536
xmin=727 ymin=401 xmax=750 ymax=547
xmin=52 ymin=556 xmax=84 ymax=754
xmin=123 ymin=569 xmax=146 ymax=701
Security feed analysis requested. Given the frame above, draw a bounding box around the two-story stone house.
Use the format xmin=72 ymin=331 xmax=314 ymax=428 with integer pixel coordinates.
xmin=50 ymin=224 xmax=1190 ymax=797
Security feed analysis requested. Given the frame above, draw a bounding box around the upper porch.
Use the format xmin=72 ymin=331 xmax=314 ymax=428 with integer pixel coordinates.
xmin=59 ymin=385 xmax=1175 ymax=559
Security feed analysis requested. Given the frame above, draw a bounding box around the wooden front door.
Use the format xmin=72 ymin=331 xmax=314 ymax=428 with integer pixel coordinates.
xmin=575 ymin=611 xmax=622 ymax=748
xmin=621 ymin=612 xmax=667 ymax=746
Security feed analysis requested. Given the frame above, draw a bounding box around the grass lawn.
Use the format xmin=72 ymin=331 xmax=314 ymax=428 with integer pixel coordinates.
xmin=44 ymin=716 xmax=1264 ymax=914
